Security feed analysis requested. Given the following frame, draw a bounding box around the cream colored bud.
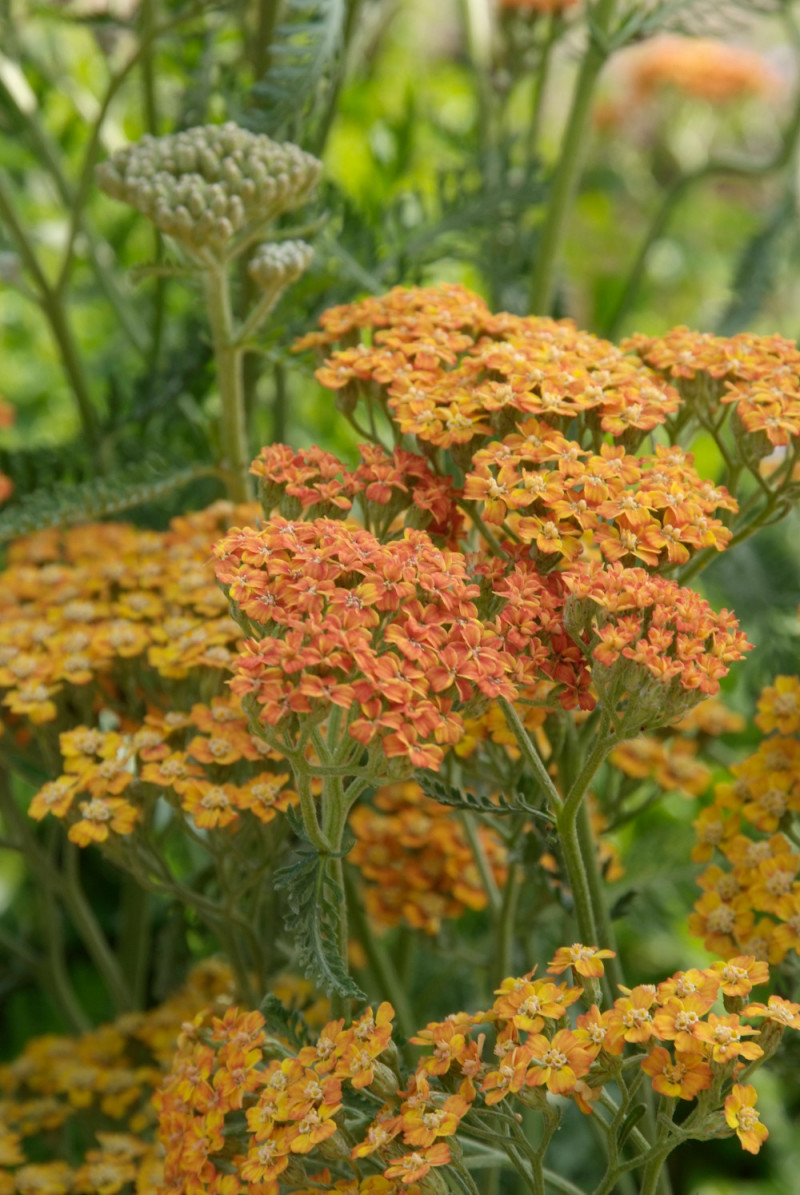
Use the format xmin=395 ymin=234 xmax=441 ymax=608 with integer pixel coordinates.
xmin=210 ymin=217 xmax=234 ymax=245
xmin=96 ymin=123 xmax=321 ymax=252
xmin=228 ymin=196 xmax=245 ymax=229
xmin=248 ymin=239 xmax=313 ymax=289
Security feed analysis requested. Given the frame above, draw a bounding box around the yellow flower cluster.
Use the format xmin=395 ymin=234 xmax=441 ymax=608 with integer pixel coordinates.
xmin=156 ymin=947 xmax=796 ymax=1195
xmin=0 ymin=503 xmax=255 ymax=729
xmin=690 ymin=676 xmax=800 ymax=964
xmin=0 ymin=962 xmax=236 ymax=1195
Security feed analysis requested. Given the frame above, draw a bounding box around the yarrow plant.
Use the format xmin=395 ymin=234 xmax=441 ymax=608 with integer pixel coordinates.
xmin=7 ymin=267 xmax=800 ymax=1193
xmin=4 ymin=0 xmax=800 ymax=1187
xmin=3 ymin=32 xmax=800 ymax=1184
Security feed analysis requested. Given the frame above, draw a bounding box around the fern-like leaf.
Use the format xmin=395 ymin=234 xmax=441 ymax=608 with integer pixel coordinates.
xmin=259 ymin=993 xmax=313 ymax=1050
xmin=414 ymin=771 xmax=554 ymax=822
xmin=0 ymin=458 xmax=217 ymax=544
xmin=244 ymin=0 xmax=347 ymax=141
xmin=275 ymin=847 xmax=366 ymax=1002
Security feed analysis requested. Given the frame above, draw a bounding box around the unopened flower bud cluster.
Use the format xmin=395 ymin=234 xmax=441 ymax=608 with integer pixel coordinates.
xmin=247 ymin=239 xmax=314 ymax=290
xmin=96 ymin=123 xmax=321 ymax=254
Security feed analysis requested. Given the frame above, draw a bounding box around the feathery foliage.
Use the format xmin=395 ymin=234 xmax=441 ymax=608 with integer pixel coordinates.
xmin=0 ymin=458 xmax=218 ymax=544
xmin=275 ymin=843 xmax=367 ymax=1003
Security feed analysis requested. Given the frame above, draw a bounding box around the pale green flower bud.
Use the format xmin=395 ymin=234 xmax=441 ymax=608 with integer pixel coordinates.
xmin=95 ymin=122 xmax=321 ymax=257
xmin=247 ymin=240 xmax=314 ymax=290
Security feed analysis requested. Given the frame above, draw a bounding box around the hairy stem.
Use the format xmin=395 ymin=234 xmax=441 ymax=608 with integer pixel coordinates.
xmin=203 ymin=264 xmax=253 ymax=502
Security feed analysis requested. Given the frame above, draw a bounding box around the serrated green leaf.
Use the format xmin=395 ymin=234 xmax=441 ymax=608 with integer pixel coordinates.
xmin=275 ymin=849 xmax=366 ymax=1002
xmin=0 ymin=458 xmax=218 ymax=545
xmin=259 ymin=993 xmax=312 ymax=1050
xmin=242 ymin=0 xmax=346 ymax=142
xmin=414 ymin=771 xmax=553 ymax=822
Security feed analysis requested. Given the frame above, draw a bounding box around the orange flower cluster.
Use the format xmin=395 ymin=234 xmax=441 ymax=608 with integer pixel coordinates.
xmin=349 ymin=781 xmax=507 ymax=933
xmin=690 ymin=677 xmax=800 ymax=965
xmin=251 ymin=443 xmax=462 ymax=544
xmin=155 ymin=946 xmax=795 ymax=1195
xmin=26 ymin=692 xmax=297 ymax=848
xmin=564 ymin=562 xmax=751 ymax=703
xmin=214 ymin=516 xmax=590 ymax=770
xmin=299 ymin=285 xmax=680 ymax=449
xmin=626 ymin=326 xmax=800 ymax=449
xmin=625 ymin=36 xmax=779 ymax=105
xmin=296 ymin=285 xmax=741 ymax=575
xmin=467 ymin=438 xmax=734 ymax=571
xmin=0 ymin=961 xmax=236 ymax=1195
xmin=0 ymin=502 xmax=254 ymax=729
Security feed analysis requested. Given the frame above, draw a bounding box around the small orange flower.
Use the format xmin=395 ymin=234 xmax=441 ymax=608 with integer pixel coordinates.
xmin=694 ymin=1013 xmax=762 ymax=1063
xmin=724 ymin=1084 xmax=769 ymax=1154
xmin=383 ymin=1142 xmax=451 ymax=1182
xmin=641 ymin=1046 xmax=712 ymax=1100
xmin=755 ymin=676 xmax=800 ymax=735
xmin=68 ymin=797 xmax=139 ymax=846
xmin=547 ymin=943 xmax=616 ymax=978
xmin=709 ymin=956 xmax=769 ymax=998
xmin=525 ymin=1029 xmax=595 ymax=1094
xmin=743 ymin=994 xmax=800 ymax=1030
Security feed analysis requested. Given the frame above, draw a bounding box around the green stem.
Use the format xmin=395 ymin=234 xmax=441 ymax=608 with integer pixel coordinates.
xmin=575 ymin=798 xmax=623 ymax=994
xmin=343 ymin=867 xmax=416 ymax=1038
xmin=0 ymin=170 xmax=100 ymax=446
xmin=638 ymin=1147 xmax=674 ymax=1195
xmin=560 ymin=719 xmax=612 ymax=824
xmin=119 ymin=876 xmax=151 ymax=1008
xmin=251 ymin=0 xmax=281 ymax=79
xmin=63 ymin=844 xmax=135 ymax=1013
xmin=493 ymin=860 xmax=523 ymax=987
xmin=203 ymin=264 xmax=253 ymax=502
xmin=296 ymin=768 xmax=334 ymax=853
xmin=273 ymin=362 xmax=288 ymax=443
xmin=319 ymin=772 xmax=370 ymax=1019
xmin=498 ymin=699 xmax=563 ymax=813
xmin=38 ymin=879 xmax=91 ymax=1034
xmin=556 ymin=805 xmax=599 ymax=948
xmin=529 ymin=0 xmax=618 ymax=313
xmin=139 ymin=0 xmax=167 ymax=367
xmin=527 ymin=14 xmax=560 ymax=164
xmin=461 ymin=811 xmax=502 ymax=915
